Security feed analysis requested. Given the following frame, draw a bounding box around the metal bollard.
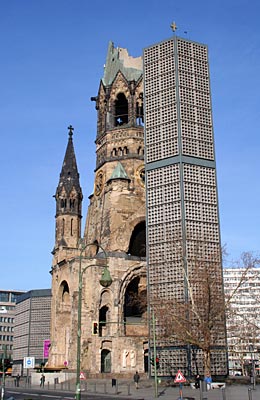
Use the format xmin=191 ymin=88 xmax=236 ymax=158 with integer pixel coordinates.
xmin=104 ymin=382 xmax=107 ymax=393
xmin=248 ymin=388 xmax=252 ymax=400
xmin=221 ymin=387 xmax=226 ymax=400
xmin=200 ymin=384 xmax=207 ymax=400
xmin=93 ymin=382 xmax=97 ymax=393
xmin=127 ymin=383 xmax=131 ymax=395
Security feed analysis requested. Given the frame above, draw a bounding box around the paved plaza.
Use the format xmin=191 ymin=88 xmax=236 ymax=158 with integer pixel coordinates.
xmin=5 ymin=378 xmax=260 ymax=400
xmin=71 ymin=379 xmax=260 ymax=400
xmin=129 ymin=383 xmax=260 ymax=400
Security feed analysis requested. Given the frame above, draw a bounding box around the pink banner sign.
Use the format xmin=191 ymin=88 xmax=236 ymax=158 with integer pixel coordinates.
xmin=43 ymin=339 xmax=51 ymax=358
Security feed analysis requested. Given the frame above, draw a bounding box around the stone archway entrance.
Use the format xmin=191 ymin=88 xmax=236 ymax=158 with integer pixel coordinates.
xmin=101 ymin=349 xmax=111 ymax=373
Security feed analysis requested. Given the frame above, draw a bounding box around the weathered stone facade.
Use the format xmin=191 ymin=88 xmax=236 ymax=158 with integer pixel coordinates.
xmin=48 ymin=42 xmax=148 ymax=376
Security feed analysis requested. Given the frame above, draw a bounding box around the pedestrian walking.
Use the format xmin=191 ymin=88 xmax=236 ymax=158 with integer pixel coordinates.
xmin=40 ymin=373 xmax=45 ymax=387
xmin=16 ymin=374 xmax=20 ymax=387
xmin=133 ymin=371 xmax=140 ymax=389
xmin=195 ymin=374 xmax=201 ymax=389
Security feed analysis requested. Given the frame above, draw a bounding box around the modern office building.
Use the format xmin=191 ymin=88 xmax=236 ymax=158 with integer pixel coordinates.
xmin=224 ymin=267 xmax=260 ymax=375
xmin=144 ymin=35 xmax=227 ymax=377
xmin=12 ymin=289 xmax=51 ymax=375
xmin=0 ymin=289 xmax=25 ymax=360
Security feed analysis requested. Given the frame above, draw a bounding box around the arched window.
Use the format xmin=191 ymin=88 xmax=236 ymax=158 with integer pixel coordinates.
xmin=128 ymin=221 xmax=146 ymax=257
xmin=115 ymin=93 xmax=128 ymax=126
xmin=111 ymin=148 xmax=117 ymax=157
xmin=59 ymin=281 xmax=70 ymax=303
xmin=61 ymin=198 xmax=67 ymax=209
xmin=101 ymin=349 xmax=111 ymax=373
xmin=99 ymin=305 xmax=109 ymax=337
xmin=70 ymin=198 xmax=75 ymax=210
xmin=124 ymin=277 xmax=147 ymax=319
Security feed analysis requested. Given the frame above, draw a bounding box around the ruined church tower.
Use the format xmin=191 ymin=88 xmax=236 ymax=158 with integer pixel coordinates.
xmin=49 ymin=42 xmax=148 ymax=375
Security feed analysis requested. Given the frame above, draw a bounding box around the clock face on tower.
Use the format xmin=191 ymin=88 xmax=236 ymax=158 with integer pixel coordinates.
xmin=94 ymin=170 xmax=104 ymax=196
xmin=135 ymin=165 xmax=145 ymax=187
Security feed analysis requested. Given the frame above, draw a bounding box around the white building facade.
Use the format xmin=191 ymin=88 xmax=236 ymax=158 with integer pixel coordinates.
xmin=223 ymin=268 xmax=260 ymax=375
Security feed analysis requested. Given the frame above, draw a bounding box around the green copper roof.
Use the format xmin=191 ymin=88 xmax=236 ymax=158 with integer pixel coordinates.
xmin=102 ymin=41 xmax=143 ymax=86
xmin=109 ymin=162 xmax=130 ymax=181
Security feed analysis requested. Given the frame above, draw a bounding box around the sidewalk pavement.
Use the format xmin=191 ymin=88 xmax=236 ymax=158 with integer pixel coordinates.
xmin=79 ymin=379 xmax=260 ymax=400
xmin=7 ymin=378 xmax=260 ymax=400
xmin=128 ymin=383 xmax=260 ymax=400
xmin=118 ymin=382 xmax=259 ymax=400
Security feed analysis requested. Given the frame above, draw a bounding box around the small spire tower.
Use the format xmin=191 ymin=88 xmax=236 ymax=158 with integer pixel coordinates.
xmin=53 ymin=125 xmax=83 ymax=261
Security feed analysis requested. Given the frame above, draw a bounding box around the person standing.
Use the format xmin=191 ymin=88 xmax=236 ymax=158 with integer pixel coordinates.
xmin=195 ymin=374 xmax=201 ymax=389
xmin=40 ymin=373 xmax=45 ymax=387
xmin=204 ymin=372 xmax=212 ymax=390
xmin=133 ymin=371 xmax=140 ymax=389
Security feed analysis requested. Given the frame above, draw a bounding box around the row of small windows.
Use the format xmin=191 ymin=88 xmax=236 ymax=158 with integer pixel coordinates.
xmin=110 ymin=146 xmax=144 ymax=157
xmin=0 ymin=292 xmax=20 ymax=303
xmin=0 ymin=317 xmax=14 ymax=323
xmin=111 ymin=147 xmax=128 ymax=157
xmin=0 ymin=326 xmax=13 ymax=332
xmin=60 ymin=198 xmax=76 ymax=210
xmin=0 ymin=335 xmax=13 ymax=341
xmin=0 ymin=344 xmax=12 ymax=350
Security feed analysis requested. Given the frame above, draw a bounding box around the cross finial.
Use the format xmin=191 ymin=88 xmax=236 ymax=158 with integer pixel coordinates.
xmin=170 ymin=21 xmax=178 ymax=32
xmin=68 ymin=125 xmax=74 ymax=138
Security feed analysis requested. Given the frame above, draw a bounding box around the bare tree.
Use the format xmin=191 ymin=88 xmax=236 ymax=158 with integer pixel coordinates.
xmin=149 ymin=249 xmax=259 ymax=376
xmin=152 ymin=255 xmax=223 ymax=375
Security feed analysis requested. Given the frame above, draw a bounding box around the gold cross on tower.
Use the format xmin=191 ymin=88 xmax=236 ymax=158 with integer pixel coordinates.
xmin=170 ymin=21 xmax=178 ymax=32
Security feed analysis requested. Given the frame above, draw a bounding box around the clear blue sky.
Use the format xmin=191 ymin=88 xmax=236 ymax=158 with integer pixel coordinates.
xmin=1 ymin=0 xmax=260 ymax=290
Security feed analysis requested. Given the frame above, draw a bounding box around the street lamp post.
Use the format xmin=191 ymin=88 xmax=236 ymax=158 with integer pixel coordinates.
xmin=75 ymin=242 xmax=112 ymax=400
xmin=1 ymin=345 xmax=6 ymax=400
xmin=152 ymin=310 xmax=158 ymax=398
xmin=249 ymin=345 xmax=256 ymax=390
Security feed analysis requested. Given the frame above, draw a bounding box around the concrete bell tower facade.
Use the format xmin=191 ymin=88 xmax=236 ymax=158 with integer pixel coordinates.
xmin=49 ymin=43 xmax=149 ymax=376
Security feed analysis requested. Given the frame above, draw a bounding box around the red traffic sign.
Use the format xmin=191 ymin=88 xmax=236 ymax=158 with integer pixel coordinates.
xmin=80 ymin=371 xmax=86 ymax=380
xmin=174 ymin=370 xmax=186 ymax=383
